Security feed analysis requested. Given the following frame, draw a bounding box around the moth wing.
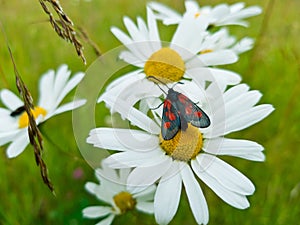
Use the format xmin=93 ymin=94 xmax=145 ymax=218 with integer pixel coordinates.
xmin=161 ymin=99 xmax=181 ymax=140
xmin=176 ymin=93 xmax=210 ymax=128
xmin=188 ymin=103 xmax=210 ymax=128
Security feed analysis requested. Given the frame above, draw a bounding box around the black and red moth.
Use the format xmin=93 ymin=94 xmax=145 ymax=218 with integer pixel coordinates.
xmin=161 ymin=88 xmax=210 ymax=140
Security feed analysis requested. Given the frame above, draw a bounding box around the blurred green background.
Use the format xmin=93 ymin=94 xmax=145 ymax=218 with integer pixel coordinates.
xmin=0 ymin=0 xmax=299 ymax=224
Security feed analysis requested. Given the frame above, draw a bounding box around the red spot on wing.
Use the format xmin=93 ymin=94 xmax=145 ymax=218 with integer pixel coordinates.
xmin=185 ymin=107 xmax=192 ymax=115
xmin=194 ymin=111 xmax=202 ymax=118
xmin=164 ymin=121 xmax=171 ymax=129
xmin=164 ymin=99 xmax=172 ymax=110
xmin=178 ymin=94 xmax=188 ymax=104
xmin=166 ymin=112 xmax=176 ymax=121
xmin=184 ymin=103 xmax=193 ymax=115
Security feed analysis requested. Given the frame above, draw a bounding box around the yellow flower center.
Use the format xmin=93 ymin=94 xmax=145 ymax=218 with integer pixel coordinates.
xmin=159 ymin=124 xmax=203 ymax=162
xmin=18 ymin=107 xmax=47 ymax=128
xmin=113 ymin=191 xmax=137 ymax=214
xmin=144 ymin=47 xmax=185 ymax=83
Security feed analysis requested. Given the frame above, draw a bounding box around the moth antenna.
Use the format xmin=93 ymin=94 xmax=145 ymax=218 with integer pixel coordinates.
xmin=146 ymin=76 xmax=168 ymax=95
xmin=171 ymin=81 xmax=184 ymax=89
xmin=147 ymin=76 xmax=168 ymax=85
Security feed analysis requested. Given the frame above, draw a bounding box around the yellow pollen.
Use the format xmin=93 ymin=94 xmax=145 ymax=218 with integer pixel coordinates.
xmin=18 ymin=107 xmax=47 ymax=128
xmin=200 ymin=49 xmax=213 ymax=54
xmin=144 ymin=47 xmax=185 ymax=83
xmin=159 ymin=124 xmax=203 ymax=162
xmin=113 ymin=191 xmax=136 ymax=214
xmin=194 ymin=12 xmax=201 ymax=18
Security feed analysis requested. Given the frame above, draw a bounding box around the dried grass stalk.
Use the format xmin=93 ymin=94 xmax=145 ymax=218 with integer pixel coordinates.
xmin=78 ymin=26 xmax=102 ymax=57
xmin=8 ymin=46 xmax=55 ymax=194
xmin=39 ymin=0 xmax=86 ymax=64
xmin=1 ymin=21 xmax=55 ymax=193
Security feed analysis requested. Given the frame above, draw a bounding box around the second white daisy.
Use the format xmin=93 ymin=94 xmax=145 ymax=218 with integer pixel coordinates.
xmin=0 ymin=64 xmax=85 ymax=158
xmin=83 ymin=162 xmax=156 ymax=225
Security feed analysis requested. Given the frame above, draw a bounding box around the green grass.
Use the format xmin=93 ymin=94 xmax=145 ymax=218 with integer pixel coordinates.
xmin=0 ymin=0 xmax=300 ymax=224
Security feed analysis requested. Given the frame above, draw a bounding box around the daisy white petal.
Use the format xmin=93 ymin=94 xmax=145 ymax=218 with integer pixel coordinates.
xmin=0 ymin=108 xmax=10 ymax=116
xmin=219 ymin=5 xmax=262 ymax=27
xmin=38 ymin=69 xmax=55 ymax=109
xmin=104 ymin=149 xmax=167 ymax=168
xmin=223 ymin=83 xmax=250 ymax=101
xmin=85 ymin=182 xmax=99 ymax=195
xmin=226 ymin=90 xmax=262 ymax=110
xmin=6 ymin=131 xmax=29 ymax=158
xmin=101 ymin=77 xmax=161 ymax=110
xmin=196 ymin=154 xmax=255 ymax=195
xmin=223 ymin=104 xmax=275 ymax=135
xmin=210 ymin=4 xmax=231 ymax=23
xmin=0 ymin=115 xmax=19 ymax=132
xmin=92 ymin=168 xmax=129 ymax=200
xmin=197 ymin=50 xmax=238 ymax=66
xmin=38 ymin=67 xmax=84 ymax=112
xmin=184 ymin=0 xmax=200 ymax=14
xmin=213 ymin=90 xmax=263 ymax=124
xmin=53 ymin=64 xmax=71 ymax=99
xmin=136 ymin=201 xmax=154 ymax=214
xmin=171 ymin=11 xmax=208 ymax=56
xmin=204 ymin=137 xmax=265 ymax=161
xmin=127 ymin=157 xmax=172 ymax=194
xmin=100 ymin=96 xmax=160 ymax=134
xmin=230 ymin=2 xmax=246 ymax=12
xmin=52 ymin=72 xmax=85 ymax=110
xmin=119 ymin=51 xmax=144 ymax=67
xmin=0 ymin=89 xmax=23 ymax=111
xmin=88 ymin=128 xmax=158 ymax=151
xmin=148 ymin=1 xmax=182 ymax=25
xmin=235 ymin=151 xmax=265 ymax=162
xmin=123 ymin=17 xmax=153 ymax=59
xmin=146 ymin=7 xmax=161 ymax=49
xmin=47 ymin=99 xmax=86 ymax=119
xmin=111 ymin=28 xmax=148 ymax=62
xmin=119 ymin=168 xmax=131 ymax=183
xmin=154 ymin=162 xmax=182 ymax=225
xmin=105 ymin=70 xmax=143 ymax=92
xmin=187 ymin=67 xmax=241 ymax=86
xmin=82 ymin=206 xmax=112 ymax=218
xmin=226 ymin=90 xmax=262 ymax=114
xmin=0 ymin=130 xmax=22 ymax=145
xmin=181 ymin=162 xmax=209 ymax=225
xmin=111 ymin=26 xmax=132 ymax=45
xmin=134 ymin=185 xmax=156 ymax=200
xmin=203 ymin=80 xmax=227 ymax=100
xmin=137 ymin=17 xmax=148 ymax=35
xmin=101 ymin=70 xmax=144 ymax=103
xmin=124 ymin=17 xmax=146 ymax=43
xmin=95 ymin=214 xmax=115 ymax=225
xmin=192 ymin=159 xmax=250 ymax=209
xmin=232 ymin=37 xmax=254 ymax=54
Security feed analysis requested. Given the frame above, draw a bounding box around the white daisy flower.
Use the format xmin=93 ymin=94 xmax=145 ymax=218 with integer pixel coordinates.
xmin=200 ymin=28 xmax=254 ymax=55
xmin=83 ymin=163 xmax=156 ymax=225
xmin=0 ymin=64 xmax=86 ymax=158
xmin=149 ymin=1 xmax=262 ymax=27
xmin=106 ymin=7 xmax=241 ymax=105
xmin=87 ymin=82 xmax=274 ymax=225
